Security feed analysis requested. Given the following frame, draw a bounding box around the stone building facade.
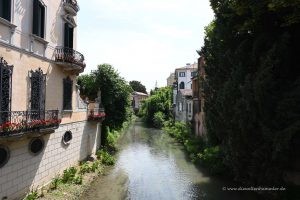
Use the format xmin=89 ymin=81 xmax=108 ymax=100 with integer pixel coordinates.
xmin=0 ymin=1 xmax=103 ymax=199
xmin=192 ymin=56 xmax=206 ymax=136
xmin=175 ymin=89 xmax=193 ymax=123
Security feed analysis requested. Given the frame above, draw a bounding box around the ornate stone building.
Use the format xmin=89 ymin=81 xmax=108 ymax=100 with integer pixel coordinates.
xmin=0 ymin=1 xmax=104 ymax=199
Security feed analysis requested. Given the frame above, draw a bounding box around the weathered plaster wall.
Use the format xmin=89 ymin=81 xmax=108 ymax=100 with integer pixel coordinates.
xmin=0 ymin=121 xmax=101 ymax=200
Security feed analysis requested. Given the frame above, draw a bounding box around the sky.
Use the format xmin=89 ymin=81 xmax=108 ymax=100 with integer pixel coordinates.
xmin=77 ymin=0 xmax=214 ymax=92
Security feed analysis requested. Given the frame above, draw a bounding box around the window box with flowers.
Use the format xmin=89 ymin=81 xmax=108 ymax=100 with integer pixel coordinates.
xmin=88 ymin=108 xmax=106 ymax=122
xmin=0 ymin=110 xmax=61 ymax=138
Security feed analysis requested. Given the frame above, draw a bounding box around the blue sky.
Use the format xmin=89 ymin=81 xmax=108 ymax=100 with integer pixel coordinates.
xmin=77 ymin=0 xmax=214 ymax=92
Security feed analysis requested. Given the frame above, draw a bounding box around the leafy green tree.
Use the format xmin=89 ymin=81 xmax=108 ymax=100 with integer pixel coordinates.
xmin=95 ymin=64 xmax=132 ymax=129
xmin=77 ymin=74 xmax=98 ymax=100
xmin=140 ymin=87 xmax=172 ymax=125
xmin=129 ymin=80 xmax=147 ymax=94
xmin=78 ymin=64 xmax=132 ymax=131
xmin=201 ymin=0 xmax=300 ymax=188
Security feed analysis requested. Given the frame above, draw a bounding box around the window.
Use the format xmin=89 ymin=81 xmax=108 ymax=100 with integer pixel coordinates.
xmin=179 ymin=82 xmax=185 ymax=89
xmin=0 ymin=0 xmax=11 ymax=21
xmin=63 ymin=76 xmax=73 ymax=110
xmin=179 ymin=72 xmax=185 ymax=77
xmin=29 ymin=138 xmax=44 ymax=155
xmin=32 ymin=0 xmax=45 ymax=38
xmin=0 ymin=145 xmax=10 ymax=168
xmin=64 ymin=23 xmax=74 ymax=48
xmin=191 ymin=71 xmax=197 ymax=77
xmin=0 ymin=57 xmax=13 ymax=124
xmin=29 ymin=68 xmax=46 ymax=112
xmin=62 ymin=131 xmax=73 ymax=145
xmin=188 ymin=103 xmax=192 ymax=113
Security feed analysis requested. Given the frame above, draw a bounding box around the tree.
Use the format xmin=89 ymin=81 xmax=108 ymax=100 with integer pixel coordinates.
xmin=129 ymin=80 xmax=147 ymax=94
xmin=77 ymin=74 xmax=98 ymax=101
xmin=78 ymin=64 xmax=133 ymax=130
xmin=95 ymin=64 xmax=133 ymax=129
xmin=140 ymin=86 xmax=172 ymax=125
xmin=201 ymin=0 xmax=300 ymax=189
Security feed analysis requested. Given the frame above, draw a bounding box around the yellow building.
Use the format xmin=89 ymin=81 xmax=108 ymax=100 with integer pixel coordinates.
xmin=0 ymin=1 xmax=103 ymax=199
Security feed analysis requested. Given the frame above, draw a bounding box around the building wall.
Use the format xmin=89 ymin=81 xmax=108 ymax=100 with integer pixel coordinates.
xmin=0 ymin=46 xmax=86 ymax=123
xmin=0 ymin=121 xmax=101 ymax=200
xmin=192 ymin=57 xmax=206 ymax=136
xmin=0 ymin=0 xmax=76 ymax=59
xmin=175 ymin=63 xmax=197 ymax=90
xmin=175 ymin=92 xmax=193 ymax=123
xmin=0 ymin=1 xmax=101 ymax=199
xmin=166 ymin=73 xmax=175 ymax=87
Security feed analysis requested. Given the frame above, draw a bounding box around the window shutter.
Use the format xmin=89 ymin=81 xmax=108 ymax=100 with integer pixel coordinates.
xmin=69 ymin=27 xmax=74 ymax=49
xmin=64 ymin=23 xmax=69 ymax=47
xmin=6 ymin=0 xmax=11 ymax=21
xmin=63 ymin=77 xmax=73 ymax=110
xmin=0 ymin=0 xmax=11 ymax=21
xmin=32 ymin=0 xmax=39 ymax=35
xmin=40 ymin=4 xmax=45 ymax=38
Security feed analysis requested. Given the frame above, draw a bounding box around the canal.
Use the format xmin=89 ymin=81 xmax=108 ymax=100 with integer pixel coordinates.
xmin=81 ymin=121 xmax=258 ymax=200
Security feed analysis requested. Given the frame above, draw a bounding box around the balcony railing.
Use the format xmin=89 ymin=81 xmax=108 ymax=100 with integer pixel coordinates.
xmin=63 ymin=0 xmax=79 ymax=14
xmin=0 ymin=110 xmax=61 ymax=137
xmin=88 ymin=108 xmax=106 ymax=122
xmin=55 ymin=47 xmax=85 ymax=72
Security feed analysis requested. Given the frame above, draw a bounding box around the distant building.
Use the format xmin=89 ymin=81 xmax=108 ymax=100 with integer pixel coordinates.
xmin=175 ymin=89 xmax=193 ymax=122
xmin=172 ymin=63 xmax=197 ymax=106
xmin=172 ymin=63 xmax=197 ymax=118
xmin=192 ymin=56 xmax=206 ymax=136
xmin=167 ymin=73 xmax=175 ymax=87
xmin=132 ymin=91 xmax=148 ymax=114
xmin=175 ymin=63 xmax=198 ymax=90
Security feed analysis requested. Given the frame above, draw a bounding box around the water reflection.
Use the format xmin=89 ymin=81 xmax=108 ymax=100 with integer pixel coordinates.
xmin=81 ymin=122 xmax=258 ymax=200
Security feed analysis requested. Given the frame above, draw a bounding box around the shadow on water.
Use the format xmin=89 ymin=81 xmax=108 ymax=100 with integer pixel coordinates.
xmin=81 ymin=121 xmax=263 ymax=200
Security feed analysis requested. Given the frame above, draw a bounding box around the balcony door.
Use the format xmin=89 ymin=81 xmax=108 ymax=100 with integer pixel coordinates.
xmin=29 ymin=68 xmax=46 ymax=120
xmin=64 ymin=23 xmax=74 ymax=49
xmin=0 ymin=58 xmax=13 ymax=124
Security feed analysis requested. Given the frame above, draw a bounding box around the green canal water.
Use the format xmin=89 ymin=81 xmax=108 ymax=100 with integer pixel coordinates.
xmin=81 ymin=121 xmax=259 ymax=200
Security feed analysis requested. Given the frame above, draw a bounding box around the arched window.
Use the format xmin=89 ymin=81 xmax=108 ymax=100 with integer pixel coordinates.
xmin=179 ymin=82 xmax=185 ymax=89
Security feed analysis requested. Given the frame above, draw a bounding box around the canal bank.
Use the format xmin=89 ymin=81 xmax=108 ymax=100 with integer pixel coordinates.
xmin=80 ymin=121 xmax=260 ymax=200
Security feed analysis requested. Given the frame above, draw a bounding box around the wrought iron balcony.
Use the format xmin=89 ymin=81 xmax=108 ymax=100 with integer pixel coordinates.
xmin=0 ymin=110 xmax=61 ymax=138
xmin=88 ymin=108 xmax=106 ymax=122
xmin=55 ymin=47 xmax=85 ymax=73
xmin=63 ymin=0 xmax=79 ymax=15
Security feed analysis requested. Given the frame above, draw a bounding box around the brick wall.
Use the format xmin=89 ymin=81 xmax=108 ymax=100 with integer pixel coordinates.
xmin=0 ymin=121 xmax=101 ymax=200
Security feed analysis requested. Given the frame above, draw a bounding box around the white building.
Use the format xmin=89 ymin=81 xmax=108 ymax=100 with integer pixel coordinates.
xmin=175 ymin=63 xmax=198 ymax=90
xmin=172 ymin=63 xmax=197 ymax=115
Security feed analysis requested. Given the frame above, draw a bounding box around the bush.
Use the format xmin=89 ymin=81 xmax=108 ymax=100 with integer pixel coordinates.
xmin=105 ymin=127 xmax=119 ymax=151
xmin=62 ymin=167 xmax=77 ymax=183
xmin=91 ymin=160 xmax=103 ymax=173
xmin=49 ymin=175 xmax=62 ymax=190
xmin=197 ymin=146 xmax=226 ymax=174
xmin=79 ymin=162 xmax=92 ymax=174
xmin=153 ymin=112 xmax=165 ymax=128
xmin=73 ymin=175 xmax=83 ymax=185
xmin=24 ymin=190 xmax=38 ymax=200
xmin=96 ymin=149 xmax=115 ymax=166
xmin=163 ymin=121 xmax=190 ymax=143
